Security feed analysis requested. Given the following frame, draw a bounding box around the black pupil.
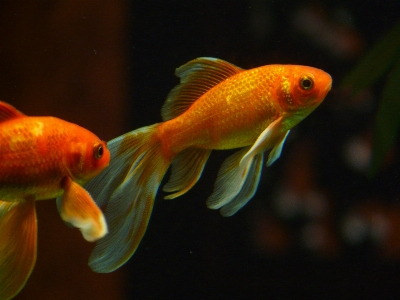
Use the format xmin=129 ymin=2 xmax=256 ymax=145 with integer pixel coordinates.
xmin=96 ymin=145 xmax=103 ymax=158
xmin=302 ymin=78 xmax=312 ymax=89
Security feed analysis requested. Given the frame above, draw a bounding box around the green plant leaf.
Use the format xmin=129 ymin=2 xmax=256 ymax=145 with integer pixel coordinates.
xmin=341 ymin=20 xmax=400 ymax=96
xmin=369 ymin=55 xmax=400 ymax=176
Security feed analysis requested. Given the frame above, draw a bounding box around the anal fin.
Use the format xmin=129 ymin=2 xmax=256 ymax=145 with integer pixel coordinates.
xmin=163 ymin=148 xmax=211 ymax=199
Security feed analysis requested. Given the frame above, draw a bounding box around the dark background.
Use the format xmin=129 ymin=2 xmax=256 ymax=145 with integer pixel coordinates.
xmin=1 ymin=0 xmax=400 ymax=299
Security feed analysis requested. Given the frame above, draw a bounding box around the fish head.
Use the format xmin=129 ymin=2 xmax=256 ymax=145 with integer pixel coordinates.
xmin=275 ymin=65 xmax=332 ymax=114
xmin=64 ymin=130 xmax=111 ymax=184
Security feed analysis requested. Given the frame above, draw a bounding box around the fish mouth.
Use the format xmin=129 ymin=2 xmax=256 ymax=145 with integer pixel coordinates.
xmin=326 ymin=79 xmax=333 ymax=92
xmin=320 ymin=74 xmax=333 ymax=98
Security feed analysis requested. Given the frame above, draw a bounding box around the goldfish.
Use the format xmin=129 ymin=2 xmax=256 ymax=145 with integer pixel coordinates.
xmin=0 ymin=101 xmax=110 ymax=300
xmin=85 ymin=57 xmax=332 ymax=273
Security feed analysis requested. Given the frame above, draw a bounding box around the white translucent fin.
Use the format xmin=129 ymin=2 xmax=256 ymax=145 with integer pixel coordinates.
xmin=79 ymin=126 xmax=157 ymax=209
xmin=206 ymin=147 xmax=252 ymax=210
xmin=163 ymin=148 xmax=211 ymax=199
xmin=240 ymin=117 xmax=284 ymax=168
xmin=84 ymin=124 xmax=172 ymax=273
xmin=207 ymin=117 xmax=290 ymax=216
xmin=220 ymin=153 xmax=263 ymax=217
xmin=58 ymin=177 xmax=108 ymax=242
xmin=0 ymin=200 xmax=37 ymax=300
xmin=161 ymin=57 xmax=243 ymax=121
xmin=266 ymin=130 xmax=290 ymax=166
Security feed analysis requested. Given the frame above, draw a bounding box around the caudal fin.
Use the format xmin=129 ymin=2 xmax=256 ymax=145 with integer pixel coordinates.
xmin=0 ymin=200 xmax=37 ymax=300
xmin=84 ymin=124 xmax=171 ymax=273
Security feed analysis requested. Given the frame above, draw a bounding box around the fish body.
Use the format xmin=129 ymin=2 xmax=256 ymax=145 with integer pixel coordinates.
xmin=0 ymin=102 xmax=110 ymax=300
xmin=159 ymin=64 xmax=330 ymax=155
xmin=85 ymin=57 xmax=332 ymax=273
xmin=0 ymin=116 xmax=107 ymax=200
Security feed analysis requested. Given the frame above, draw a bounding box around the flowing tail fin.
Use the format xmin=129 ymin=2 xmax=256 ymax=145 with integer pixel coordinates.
xmin=0 ymin=200 xmax=37 ymax=300
xmin=84 ymin=124 xmax=171 ymax=273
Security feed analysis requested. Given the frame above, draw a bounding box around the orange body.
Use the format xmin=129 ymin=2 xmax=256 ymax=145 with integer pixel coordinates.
xmin=85 ymin=58 xmax=332 ymax=274
xmin=159 ymin=64 xmax=331 ymax=157
xmin=0 ymin=116 xmax=108 ymax=201
xmin=0 ymin=117 xmax=109 ymax=201
xmin=0 ymin=101 xmax=110 ymax=300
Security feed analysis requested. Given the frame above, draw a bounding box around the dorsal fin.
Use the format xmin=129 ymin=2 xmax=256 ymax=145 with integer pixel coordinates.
xmin=0 ymin=101 xmax=26 ymax=122
xmin=161 ymin=57 xmax=244 ymax=121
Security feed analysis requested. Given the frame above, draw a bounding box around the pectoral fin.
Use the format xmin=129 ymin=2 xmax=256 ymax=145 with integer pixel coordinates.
xmin=240 ymin=116 xmax=289 ymax=167
xmin=58 ymin=177 xmax=108 ymax=242
xmin=207 ymin=117 xmax=290 ymax=216
xmin=0 ymin=200 xmax=37 ymax=300
xmin=266 ymin=130 xmax=290 ymax=166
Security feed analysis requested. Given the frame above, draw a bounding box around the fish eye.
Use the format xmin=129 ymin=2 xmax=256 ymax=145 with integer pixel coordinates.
xmin=93 ymin=143 xmax=104 ymax=159
xmin=300 ymin=76 xmax=314 ymax=90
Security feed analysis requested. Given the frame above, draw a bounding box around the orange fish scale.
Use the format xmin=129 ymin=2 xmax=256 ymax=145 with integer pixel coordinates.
xmin=0 ymin=117 xmax=74 ymax=201
xmin=159 ymin=65 xmax=284 ymax=155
